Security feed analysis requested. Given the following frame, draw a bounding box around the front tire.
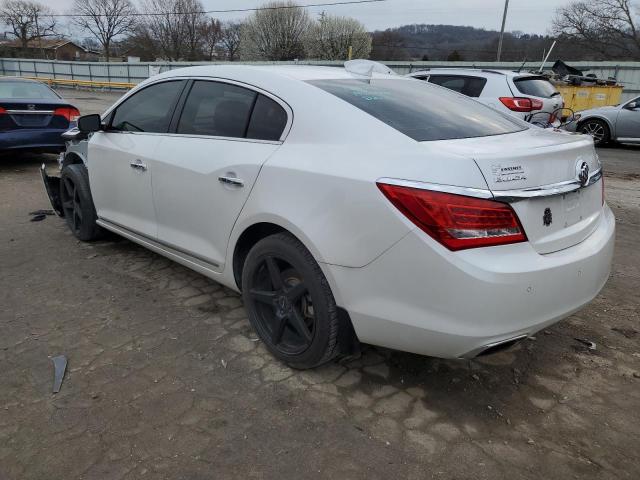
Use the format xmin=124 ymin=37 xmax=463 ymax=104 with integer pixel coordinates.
xmin=579 ymin=119 xmax=610 ymax=147
xmin=241 ymin=233 xmax=344 ymax=369
xmin=60 ymin=163 xmax=103 ymax=241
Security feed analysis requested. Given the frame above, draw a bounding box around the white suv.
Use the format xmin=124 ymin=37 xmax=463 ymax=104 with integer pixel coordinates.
xmin=407 ymin=68 xmax=564 ymax=123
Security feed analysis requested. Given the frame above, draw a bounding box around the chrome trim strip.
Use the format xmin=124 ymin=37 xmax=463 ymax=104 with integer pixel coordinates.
xmin=97 ymin=218 xmax=221 ymax=270
xmin=377 ymin=177 xmax=494 ymax=199
xmin=492 ymin=168 xmax=602 ymax=202
xmin=7 ymin=109 xmax=54 ymax=114
xmin=378 ymin=167 xmax=603 ymax=203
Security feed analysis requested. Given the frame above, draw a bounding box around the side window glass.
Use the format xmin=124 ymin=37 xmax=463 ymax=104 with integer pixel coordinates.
xmin=246 ymin=94 xmax=288 ymax=141
xmin=111 ymin=81 xmax=185 ymax=133
xmin=463 ymin=77 xmax=487 ymax=97
xmin=177 ymin=81 xmax=257 ymax=138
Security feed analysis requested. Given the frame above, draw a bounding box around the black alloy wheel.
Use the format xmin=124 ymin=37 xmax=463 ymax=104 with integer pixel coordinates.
xmin=242 ymin=233 xmax=345 ymax=368
xmin=59 ymin=163 xmax=103 ymax=241
xmin=61 ymin=174 xmax=83 ymax=236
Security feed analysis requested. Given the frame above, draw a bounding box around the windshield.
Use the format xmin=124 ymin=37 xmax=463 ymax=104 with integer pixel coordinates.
xmin=308 ymin=78 xmax=526 ymax=142
xmin=0 ymin=81 xmax=59 ymax=100
xmin=513 ymin=77 xmax=559 ymax=98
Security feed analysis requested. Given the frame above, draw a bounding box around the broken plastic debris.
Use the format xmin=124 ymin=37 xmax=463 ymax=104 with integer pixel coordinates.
xmin=51 ymin=355 xmax=67 ymax=393
xmin=29 ymin=209 xmax=55 ymax=216
xmin=221 ymin=359 xmax=227 ymax=368
xmin=574 ymin=338 xmax=596 ymax=350
xmin=30 ymin=214 xmax=47 ymax=222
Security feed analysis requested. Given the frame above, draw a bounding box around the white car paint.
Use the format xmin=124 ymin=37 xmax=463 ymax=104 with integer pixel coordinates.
xmin=82 ymin=64 xmax=613 ymax=359
xmin=407 ymin=68 xmax=564 ymax=122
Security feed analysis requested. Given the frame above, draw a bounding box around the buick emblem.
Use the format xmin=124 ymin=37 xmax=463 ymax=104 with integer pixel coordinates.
xmin=543 ymin=207 xmax=553 ymax=227
xmin=577 ymin=161 xmax=589 ymax=187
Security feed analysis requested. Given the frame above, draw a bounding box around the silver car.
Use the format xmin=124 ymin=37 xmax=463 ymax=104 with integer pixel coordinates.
xmin=566 ymin=96 xmax=640 ymax=146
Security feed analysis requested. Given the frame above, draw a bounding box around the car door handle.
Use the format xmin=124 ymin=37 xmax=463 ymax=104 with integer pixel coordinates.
xmin=218 ymin=175 xmax=244 ymax=187
xmin=130 ymin=159 xmax=147 ymax=171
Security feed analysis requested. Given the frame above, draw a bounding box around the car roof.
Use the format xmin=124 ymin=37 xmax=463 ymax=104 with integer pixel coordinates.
xmin=0 ymin=77 xmax=45 ymax=83
xmin=151 ymin=64 xmax=408 ymax=84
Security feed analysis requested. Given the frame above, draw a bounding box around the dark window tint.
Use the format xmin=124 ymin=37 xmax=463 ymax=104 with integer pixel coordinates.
xmin=0 ymin=80 xmax=59 ymax=99
xmin=428 ymin=75 xmax=487 ymax=97
xmin=178 ymin=81 xmax=257 ymax=138
xmin=513 ymin=77 xmax=558 ymax=98
xmin=111 ymin=81 xmax=185 ymax=133
xmin=246 ymin=94 xmax=287 ymax=140
xmin=308 ymin=79 xmax=525 ymax=142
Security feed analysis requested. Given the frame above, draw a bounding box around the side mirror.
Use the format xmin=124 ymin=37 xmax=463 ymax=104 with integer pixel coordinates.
xmin=625 ymin=101 xmax=638 ymax=110
xmin=77 ymin=114 xmax=102 ymax=133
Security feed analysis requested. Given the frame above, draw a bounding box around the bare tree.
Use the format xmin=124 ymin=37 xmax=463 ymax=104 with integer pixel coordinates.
xmin=70 ymin=0 xmax=137 ymax=61
xmin=240 ymin=1 xmax=310 ymax=60
xmin=305 ymin=13 xmax=371 ymax=60
xmin=221 ymin=21 xmax=242 ymax=61
xmin=200 ymin=17 xmax=222 ymax=61
xmin=0 ymin=0 xmax=57 ymax=49
xmin=140 ymin=0 xmax=207 ymax=60
xmin=552 ymin=0 xmax=640 ymax=58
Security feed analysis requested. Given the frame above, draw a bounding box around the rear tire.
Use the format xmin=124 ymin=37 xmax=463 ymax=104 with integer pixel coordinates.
xmin=579 ymin=119 xmax=610 ymax=147
xmin=241 ymin=232 xmax=346 ymax=369
xmin=60 ymin=163 xmax=103 ymax=241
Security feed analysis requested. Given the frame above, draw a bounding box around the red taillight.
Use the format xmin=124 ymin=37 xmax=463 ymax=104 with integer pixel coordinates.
xmin=377 ymin=183 xmax=527 ymax=251
xmin=53 ymin=107 xmax=80 ymax=122
xmin=0 ymin=107 xmax=6 ymax=115
xmin=499 ymin=97 xmax=542 ymax=113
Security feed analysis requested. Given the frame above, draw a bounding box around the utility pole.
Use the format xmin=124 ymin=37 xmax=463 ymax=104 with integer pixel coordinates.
xmin=496 ymin=0 xmax=510 ymax=62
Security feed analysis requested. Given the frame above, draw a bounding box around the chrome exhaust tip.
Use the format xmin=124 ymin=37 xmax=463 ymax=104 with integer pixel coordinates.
xmin=461 ymin=334 xmax=529 ymax=359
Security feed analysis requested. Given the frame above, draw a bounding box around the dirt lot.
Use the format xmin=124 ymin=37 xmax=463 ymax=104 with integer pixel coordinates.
xmin=0 ymin=91 xmax=639 ymax=479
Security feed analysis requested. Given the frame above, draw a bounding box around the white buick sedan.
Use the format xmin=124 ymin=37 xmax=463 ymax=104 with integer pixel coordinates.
xmin=42 ymin=63 xmax=615 ymax=369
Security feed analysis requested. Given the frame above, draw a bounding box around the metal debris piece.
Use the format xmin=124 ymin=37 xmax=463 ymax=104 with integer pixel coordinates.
xmin=221 ymin=359 xmax=227 ymax=369
xmin=51 ymin=355 xmax=67 ymax=393
xmin=574 ymin=338 xmax=597 ymax=351
xmin=30 ymin=214 xmax=47 ymax=222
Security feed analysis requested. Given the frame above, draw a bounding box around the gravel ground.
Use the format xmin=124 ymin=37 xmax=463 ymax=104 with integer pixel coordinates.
xmin=0 ymin=91 xmax=638 ymax=480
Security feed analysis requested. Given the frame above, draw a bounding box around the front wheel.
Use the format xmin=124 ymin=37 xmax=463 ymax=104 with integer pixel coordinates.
xmin=60 ymin=163 xmax=103 ymax=241
xmin=579 ymin=119 xmax=610 ymax=147
xmin=241 ymin=233 xmax=346 ymax=369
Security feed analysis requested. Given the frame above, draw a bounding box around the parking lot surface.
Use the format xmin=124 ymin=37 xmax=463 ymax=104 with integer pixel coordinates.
xmin=1 ymin=91 xmax=639 ymax=479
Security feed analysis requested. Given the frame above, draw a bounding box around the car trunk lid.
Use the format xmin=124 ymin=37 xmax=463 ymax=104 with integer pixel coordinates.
xmin=0 ymin=101 xmax=72 ymax=129
xmin=433 ymin=129 xmax=603 ymax=254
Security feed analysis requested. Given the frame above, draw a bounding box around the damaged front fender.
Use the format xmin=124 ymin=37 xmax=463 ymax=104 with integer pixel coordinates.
xmin=41 ymin=163 xmax=64 ymax=217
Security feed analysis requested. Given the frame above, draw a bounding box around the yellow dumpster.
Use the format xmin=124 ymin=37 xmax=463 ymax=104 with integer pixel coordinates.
xmin=555 ymin=84 xmax=623 ymax=112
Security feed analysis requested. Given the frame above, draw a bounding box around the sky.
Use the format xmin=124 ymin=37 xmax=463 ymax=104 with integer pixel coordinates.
xmin=41 ymin=0 xmax=574 ymax=35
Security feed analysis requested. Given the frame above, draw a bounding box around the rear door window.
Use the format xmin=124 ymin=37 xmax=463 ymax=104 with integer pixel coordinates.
xmin=309 ymin=78 xmax=525 ymax=142
xmin=177 ymin=81 xmax=257 ymax=138
xmin=110 ymin=80 xmax=186 ymax=133
xmin=428 ymin=75 xmax=487 ymax=97
xmin=246 ymin=94 xmax=288 ymax=141
xmin=513 ymin=77 xmax=559 ymax=98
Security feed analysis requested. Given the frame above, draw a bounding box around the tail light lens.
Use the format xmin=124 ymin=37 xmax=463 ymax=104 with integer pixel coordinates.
xmin=377 ymin=183 xmax=527 ymax=251
xmin=53 ymin=107 xmax=80 ymax=122
xmin=499 ymin=97 xmax=543 ymax=113
xmin=0 ymin=107 xmax=6 ymax=115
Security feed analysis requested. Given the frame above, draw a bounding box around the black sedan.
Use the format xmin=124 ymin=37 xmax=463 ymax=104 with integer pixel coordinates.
xmin=0 ymin=78 xmax=80 ymax=153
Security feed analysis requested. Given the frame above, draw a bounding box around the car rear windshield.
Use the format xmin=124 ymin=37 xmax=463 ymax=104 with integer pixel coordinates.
xmin=513 ymin=77 xmax=558 ymax=98
xmin=0 ymin=81 xmax=59 ymax=99
xmin=308 ymin=78 xmax=526 ymax=141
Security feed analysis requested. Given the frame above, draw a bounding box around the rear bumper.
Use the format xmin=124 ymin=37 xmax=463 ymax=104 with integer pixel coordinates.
xmin=325 ymin=205 xmax=615 ymax=359
xmin=0 ymin=128 xmax=67 ymax=151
